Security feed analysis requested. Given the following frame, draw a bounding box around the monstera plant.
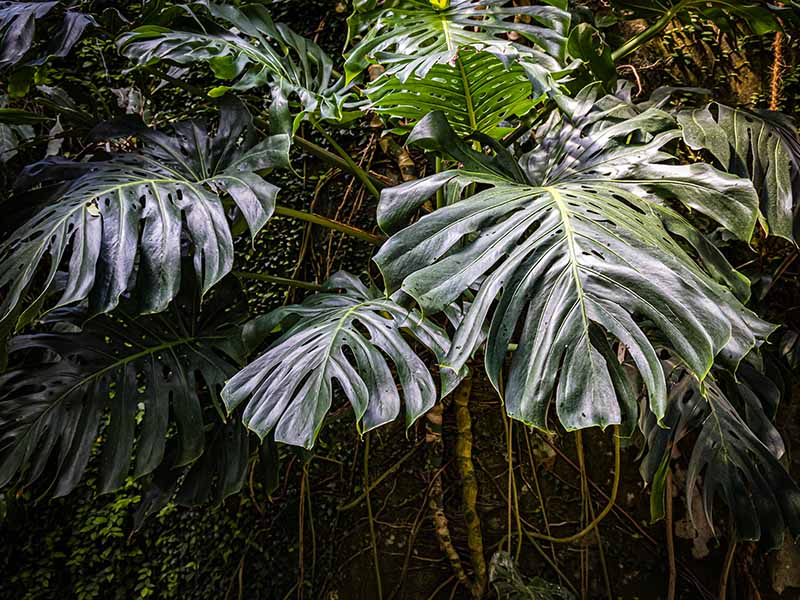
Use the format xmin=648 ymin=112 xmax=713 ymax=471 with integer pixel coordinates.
xmin=1 ymin=0 xmax=800 ymax=597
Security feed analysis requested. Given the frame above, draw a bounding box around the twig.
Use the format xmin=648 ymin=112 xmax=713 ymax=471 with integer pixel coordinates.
xmin=522 ymin=429 xmax=561 ymax=581
xmin=311 ymin=120 xmax=381 ymax=199
xmin=388 ymin=463 xmax=450 ymax=600
xmin=534 ymin=432 xmax=714 ymax=599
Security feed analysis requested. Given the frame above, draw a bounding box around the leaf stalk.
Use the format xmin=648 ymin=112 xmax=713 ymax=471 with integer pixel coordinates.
xmin=274 ymin=205 xmax=385 ymax=245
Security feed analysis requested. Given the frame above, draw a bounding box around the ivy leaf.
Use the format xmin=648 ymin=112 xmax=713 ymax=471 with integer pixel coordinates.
xmin=222 ymin=272 xmax=458 ymax=448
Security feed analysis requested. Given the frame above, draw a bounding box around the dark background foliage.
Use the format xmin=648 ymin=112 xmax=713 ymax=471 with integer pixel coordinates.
xmin=2 ymin=1 xmax=800 ymax=599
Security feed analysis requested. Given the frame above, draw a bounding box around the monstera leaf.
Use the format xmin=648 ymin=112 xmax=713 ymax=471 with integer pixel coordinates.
xmin=640 ymin=360 xmax=800 ymax=548
xmin=0 ymin=274 xmax=250 ymax=499
xmin=0 ymin=1 xmax=94 ymax=69
xmin=374 ymin=87 xmax=772 ymax=433
xmin=119 ymin=1 xmax=348 ymax=123
xmin=678 ymin=103 xmax=800 ymax=240
xmin=222 ymin=271 xmax=458 ymax=448
xmin=0 ymin=99 xmax=287 ymax=344
xmin=345 ymin=0 xmax=570 ymax=83
xmin=368 ymin=48 xmax=541 ymax=138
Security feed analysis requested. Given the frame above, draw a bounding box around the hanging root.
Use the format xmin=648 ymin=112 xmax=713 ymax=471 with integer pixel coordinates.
xmin=770 ymin=30 xmax=784 ymax=111
xmin=454 ymin=375 xmax=487 ymax=599
xmin=528 ymin=426 xmax=621 ymax=544
xmin=770 ymin=4 xmax=785 ymax=112
xmin=426 ymin=402 xmax=470 ymax=587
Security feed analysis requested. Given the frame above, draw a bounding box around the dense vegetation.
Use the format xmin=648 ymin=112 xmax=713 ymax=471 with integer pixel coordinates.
xmin=1 ymin=1 xmax=800 ymax=598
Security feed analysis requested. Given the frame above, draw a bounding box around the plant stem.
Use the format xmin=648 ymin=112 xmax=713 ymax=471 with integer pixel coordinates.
xmin=298 ymin=467 xmax=306 ymax=600
xmin=666 ymin=468 xmax=677 ymax=600
xmin=577 ymin=431 xmax=589 ymax=599
xmin=435 ymin=156 xmax=446 ymax=209
xmin=523 ymin=429 xmax=561 ymax=581
xmin=611 ymin=3 xmax=684 ymax=63
xmin=364 ymin=433 xmax=384 ymax=600
xmin=232 ymin=271 xmax=324 ymax=291
xmin=454 ymin=377 xmax=487 ymax=599
xmin=273 ymin=205 xmax=385 ymax=245
xmin=535 ymin=432 xmax=714 ymax=599
xmin=521 ymin=531 xmax=581 ymax=598
xmin=720 ymin=538 xmax=737 ymax=600
xmin=311 ymin=120 xmax=381 ymax=199
xmin=501 ymin=103 xmax=548 ymax=147
xmin=426 ymin=401 xmax=470 ymax=588
xmin=294 ymin=135 xmax=385 ymax=191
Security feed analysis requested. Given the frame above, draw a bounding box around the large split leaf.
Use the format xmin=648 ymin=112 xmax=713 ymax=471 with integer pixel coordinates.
xmin=0 ymin=1 xmax=94 ymax=69
xmin=119 ymin=1 xmax=348 ymax=123
xmin=640 ymin=360 xmax=800 ymax=548
xmin=678 ymin=103 xmax=800 ymax=240
xmin=368 ymin=48 xmax=539 ymax=138
xmin=0 ymin=274 xmax=250 ymax=499
xmin=345 ymin=0 xmax=570 ymax=83
xmin=374 ymin=88 xmax=771 ymax=433
xmin=222 ymin=272 xmax=457 ymax=448
xmin=0 ymin=99 xmax=287 ymax=343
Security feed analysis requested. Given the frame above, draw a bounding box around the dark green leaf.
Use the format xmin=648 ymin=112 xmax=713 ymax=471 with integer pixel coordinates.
xmin=0 ymin=100 xmax=287 ymax=343
xmin=610 ymin=0 xmax=782 ymax=36
xmin=640 ymin=360 xmax=800 ymax=548
xmin=223 ymin=272 xmax=459 ymax=448
xmin=0 ymin=274 xmax=249 ymax=497
xmin=374 ymin=88 xmax=770 ymax=433
xmin=678 ymin=103 xmax=800 ymax=240
xmin=368 ymin=49 xmax=540 ymax=138
xmin=566 ymin=23 xmax=615 ymax=86
xmin=119 ymin=2 xmax=349 ymax=123
xmin=345 ymin=0 xmax=570 ymax=83
xmin=0 ymin=2 xmax=94 ymax=69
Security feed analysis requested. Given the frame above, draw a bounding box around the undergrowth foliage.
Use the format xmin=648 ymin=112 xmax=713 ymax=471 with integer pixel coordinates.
xmin=1 ymin=0 xmax=800 ymax=596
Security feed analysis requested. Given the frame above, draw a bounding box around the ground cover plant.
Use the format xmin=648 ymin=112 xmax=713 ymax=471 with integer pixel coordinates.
xmin=2 ymin=0 xmax=800 ymax=598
